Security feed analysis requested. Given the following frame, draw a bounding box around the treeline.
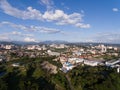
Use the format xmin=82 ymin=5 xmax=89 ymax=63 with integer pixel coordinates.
xmin=67 ymin=65 xmax=120 ymax=90
xmin=0 ymin=56 xmax=67 ymax=90
xmin=0 ymin=56 xmax=120 ymax=90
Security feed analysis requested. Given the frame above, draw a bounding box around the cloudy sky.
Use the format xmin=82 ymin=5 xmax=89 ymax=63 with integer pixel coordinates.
xmin=0 ymin=0 xmax=120 ymax=43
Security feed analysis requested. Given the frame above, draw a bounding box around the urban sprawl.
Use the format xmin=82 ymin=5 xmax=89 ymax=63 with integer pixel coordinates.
xmin=0 ymin=43 xmax=120 ymax=74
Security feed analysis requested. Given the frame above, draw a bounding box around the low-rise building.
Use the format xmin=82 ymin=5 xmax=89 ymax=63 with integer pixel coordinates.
xmin=68 ymin=58 xmax=84 ymax=64
xmin=84 ymin=60 xmax=100 ymax=66
xmin=105 ymin=59 xmax=120 ymax=66
xmin=47 ymin=50 xmax=60 ymax=56
xmin=5 ymin=45 xmax=13 ymax=50
xmin=12 ymin=63 xmax=20 ymax=67
xmin=62 ymin=62 xmax=75 ymax=71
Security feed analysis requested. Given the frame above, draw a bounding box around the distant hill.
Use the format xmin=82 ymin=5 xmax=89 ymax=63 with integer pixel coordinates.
xmin=40 ymin=40 xmax=68 ymax=44
xmin=0 ymin=41 xmax=38 ymax=45
xmin=0 ymin=40 xmax=120 ymax=46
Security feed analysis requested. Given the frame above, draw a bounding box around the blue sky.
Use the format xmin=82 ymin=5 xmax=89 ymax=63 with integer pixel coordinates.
xmin=0 ymin=0 xmax=120 ymax=43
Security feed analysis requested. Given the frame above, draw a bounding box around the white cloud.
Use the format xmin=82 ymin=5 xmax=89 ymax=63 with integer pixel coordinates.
xmin=0 ymin=31 xmax=36 ymax=41
xmin=11 ymin=31 xmax=33 ymax=37
xmin=0 ymin=21 xmax=61 ymax=34
xmin=61 ymin=2 xmax=70 ymax=10
xmin=0 ymin=0 xmax=43 ymax=20
xmin=112 ymin=8 xmax=119 ymax=12
xmin=0 ymin=31 xmax=33 ymax=39
xmin=90 ymin=32 xmax=120 ymax=43
xmin=0 ymin=35 xmax=9 ymax=41
xmin=0 ymin=33 xmax=12 ymax=41
xmin=40 ymin=0 xmax=54 ymax=10
xmin=0 ymin=0 xmax=90 ymax=28
xmin=75 ymin=23 xmax=90 ymax=28
xmin=24 ymin=37 xmax=37 ymax=42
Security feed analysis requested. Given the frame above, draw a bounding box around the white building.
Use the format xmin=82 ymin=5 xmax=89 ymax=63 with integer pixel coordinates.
xmin=97 ymin=44 xmax=107 ymax=53
xmin=76 ymin=58 xmax=84 ymax=63
xmin=101 ymin=45 xmax=107 ymax=53
xmin=50 ymin=44 xmax=56 ymax=48
xmin=50 ymin=44 xmax=68 ymax=49
xmin=62 ymin=62 xmax=74 ymax=71
xmin=117 ymin=67 xmax=120 ymax=73
xmin=0 ymin=58 xmax=3 ymax=62
xmin=114 ymin=47 xmax=118 ymax=51
xmin=12 ymin=63 xmax=20 ymax=67
xmin=80 ymin=48 xmax=84 ymax=52
xmin=27 ymin=45 xmax=36 ymax=50
xmin=59 ymin=44 xmax=68 ymax=48
xmin=27 ymin=45 xmax=43 ymax=50
xmin=42 ymin=45 xmax=47 ymax=50
xmin=105 ymin=59 xmax=120 ymax=66
xmin=37 ymin=47 xmax=42 ymax=50
xmin=107 ymin=46 xmax=113 ymax=49
xmin=5 ymin=45 xmax=12 ymax=49
xmin=68 ymin=58 xmax=84 ymax=64
xmin=90 ymin=50 xmax=97 ymax=54
xmin=84 ymin=60 xmax=100 ymax=66
xmin=73 ymin=51 xmax=82 ymax=56
xmin=47 ymin=50 xmax=60 ymax=56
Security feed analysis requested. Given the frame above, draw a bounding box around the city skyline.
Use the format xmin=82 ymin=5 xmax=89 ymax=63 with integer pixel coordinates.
xmin=0 ymin=0 xmax=120 ymax=43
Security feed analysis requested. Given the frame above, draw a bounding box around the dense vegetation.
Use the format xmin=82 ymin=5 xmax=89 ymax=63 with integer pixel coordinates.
xmin=68 ymin=65 xmax=120 ymax=90
xmin=0 ymin=56 xmax=120 ymax=90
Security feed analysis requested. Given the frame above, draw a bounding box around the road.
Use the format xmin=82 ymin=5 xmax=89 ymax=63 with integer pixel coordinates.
xmin=65 ymin=74 xmax=74 ymax=90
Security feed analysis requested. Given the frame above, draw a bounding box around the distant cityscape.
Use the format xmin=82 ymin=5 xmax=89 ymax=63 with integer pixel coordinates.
xmin=0 ymin=41 xmax=120 ymax=73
